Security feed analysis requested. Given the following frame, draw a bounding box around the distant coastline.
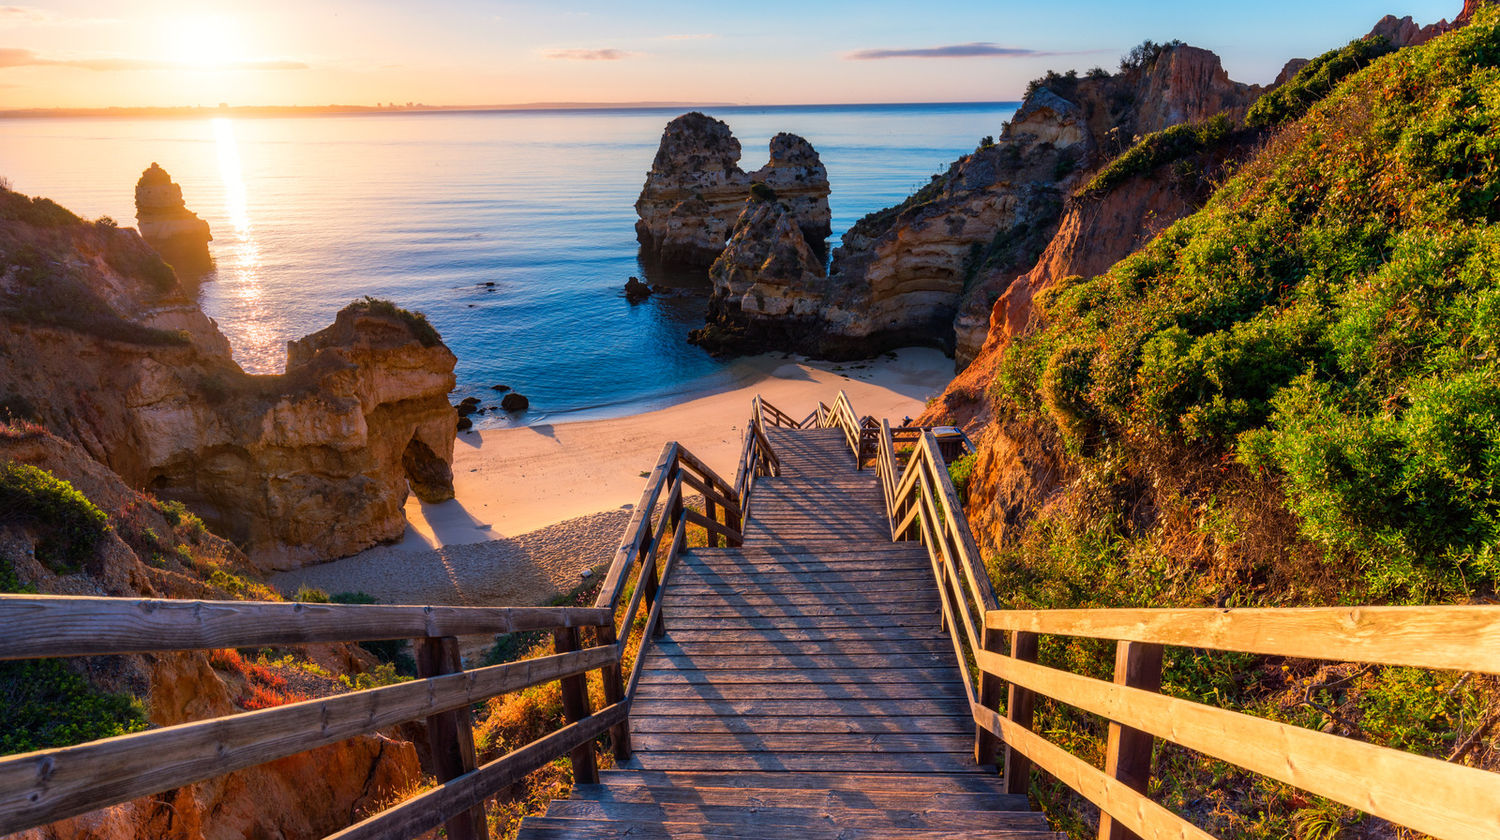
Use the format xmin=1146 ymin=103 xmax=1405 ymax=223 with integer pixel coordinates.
xmin=0 ymin=100 xmax=1020 ymax=120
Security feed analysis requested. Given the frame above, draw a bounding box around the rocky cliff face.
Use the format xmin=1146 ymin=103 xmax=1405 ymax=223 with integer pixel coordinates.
xmin=685 ymin=44 xmax=1261 ymax=364
xmin=635 ymin=112 xmax=831 ymax=271
xmin=1 ymin=427 xmax=421 ymax=840
xmin=0 ymin=188 xmax=456 ymax=571
xmin=134 ymin=163 xmax=213 ymax=276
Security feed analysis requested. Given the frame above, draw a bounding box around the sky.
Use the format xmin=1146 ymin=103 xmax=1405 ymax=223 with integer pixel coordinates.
xmin=0 ymin=0 xmax=1465 ymax=109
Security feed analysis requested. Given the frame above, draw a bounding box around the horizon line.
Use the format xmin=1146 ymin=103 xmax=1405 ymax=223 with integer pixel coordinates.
xmin=0 ymin=99 xmax=1023 ymax=119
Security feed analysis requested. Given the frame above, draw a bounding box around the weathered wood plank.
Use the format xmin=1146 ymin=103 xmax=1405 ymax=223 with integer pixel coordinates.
xmin=329 ymin=702 xmax=628 ymax=840
xmin=647 ymin=638 xmax=952 ymax=655
xmin=543 ymin=799 xmax=1049 ymax=831
xmin=628 ymin=698 xmax=971 ymax=717
xmin=594 ymin=442 xmax=677 ymax=612
xmin=626 ymin=682 xmax=966 ymax=700
xmin=635 ymin=667 xmax=961 ymax=685
xmin=630 ymin=733 xmax=972 ymax=753
xmin=628 ymin=751 xmax=986 ymax=773
xmin=629 ymin=715 xmax=973 ymax=735
xmin=661 ymin=615 xmax=941 ymax=630
xmin=660 ymin=627 xmax=947 ymax=643
xmin=513 ymin=819 xmax=1054 ymax=840
xmin=575 ymin=780 xmax=1030 ymax=812
xmin=0 ymin=597 xmax=613 ymax=660
xmin=0 ymin=645 xmax=617 ymax=835
xmin=985 ymin=605 xmax=1500 ymax=675
xmin=662 ymin=603 xmax=937 ymax=619
xmin=639 ymin=652 xmax=953 ymax=670
xmin=977 ymin=648 xmax=1500 ymax=840
xmin=596 ymin=769 xmax=1013 ymax=794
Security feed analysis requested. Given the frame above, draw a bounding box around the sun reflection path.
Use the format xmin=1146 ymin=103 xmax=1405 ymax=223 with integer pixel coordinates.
xmin=212 ymin=117 xmax=279 ymax=372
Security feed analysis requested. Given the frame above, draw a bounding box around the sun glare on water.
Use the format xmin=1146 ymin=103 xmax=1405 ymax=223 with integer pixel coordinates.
xmin=212 ymin=117 xmax=277 ymax=364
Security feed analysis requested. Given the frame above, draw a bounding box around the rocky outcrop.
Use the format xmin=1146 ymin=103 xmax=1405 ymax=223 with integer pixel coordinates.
xmin=684 ymin=45 xmax=1260 ymax=364
xmin=0 ymin=188 xmax=457 ymax=571
xmin=1 ymin=427 xmax=422 ymax=840
xmin=134 ymin=163 xmax=213 ymax=276
xmin=635 ymin=112 xmax=830 ymax=271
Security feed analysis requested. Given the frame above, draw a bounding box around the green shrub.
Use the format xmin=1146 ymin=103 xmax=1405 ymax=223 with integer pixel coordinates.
xmin=1247 ymin=36 xmax=1396 ymax=129
xmin=996 ymin=9 xmax=1500 ymax=599
xmin=293 ymin=584 xmax=331 ymax=603
xmin=946 ymin=454 xmax=976 ymax=502
xmin=748 ymin=181 xmax=777 ymax=202
xmin=1120 ymin=39 xmax=1186 ymax=73
xmin=347 ymin=296 xmax=443 ymax=347
xmin=0 ymin=462 xmax=110 ymax=572
xmin=331 ymin=591 xmax=417 ymax=675
xmin=1077 ymin=115 xmax=1233 ymax=198
xmin=0 ymin=659 xmax=148 ymax=754
xmin=0 ymin=189 xmax=81 ymax=227
xmin=104 ymin=234 xmax=177 ymax=294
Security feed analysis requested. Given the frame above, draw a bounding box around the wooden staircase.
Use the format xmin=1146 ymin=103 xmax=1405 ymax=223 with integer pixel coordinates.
xmin=516 ymin=426 xmax=1059 ymax=838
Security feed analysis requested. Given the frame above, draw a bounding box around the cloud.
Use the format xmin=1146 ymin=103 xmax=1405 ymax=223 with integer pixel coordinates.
xmin=0 ymin=48 xmax=307 ymax=71
xmin=0 ymin=6 xmax=114 ymax=27
xmin=662 ymin=33 xmax=716 ymax=41
xmin=846 ymin=42 xmax=1073 ymax=60
xmin=543 ymin=48 xmax=632 ymax=61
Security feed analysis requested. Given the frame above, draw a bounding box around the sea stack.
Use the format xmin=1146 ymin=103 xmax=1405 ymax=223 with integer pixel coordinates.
xmin=635 ymin=112 xmax=831 ymax=272
xmin=135 ymin=162 xmax=214 ymax=275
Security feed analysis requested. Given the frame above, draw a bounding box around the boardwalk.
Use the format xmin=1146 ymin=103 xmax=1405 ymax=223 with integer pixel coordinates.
xmin=518 ymin=427 xmax=1058 ymax=838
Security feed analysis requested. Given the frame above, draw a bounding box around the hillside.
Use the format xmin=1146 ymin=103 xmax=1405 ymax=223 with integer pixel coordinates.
xmin=921 ymin=8 xmax=1500 ymax=838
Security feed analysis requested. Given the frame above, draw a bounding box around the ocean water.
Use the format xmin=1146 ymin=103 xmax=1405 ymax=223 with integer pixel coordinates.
xmin=0 ymin=103 xmax=1017 ymax=426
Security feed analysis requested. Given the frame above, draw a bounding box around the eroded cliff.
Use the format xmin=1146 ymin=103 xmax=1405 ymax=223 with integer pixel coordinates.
xmin=0 ymin=187 xmax=456 ymax=571
xmin=134 ymin=163 xmax=213 ymax=276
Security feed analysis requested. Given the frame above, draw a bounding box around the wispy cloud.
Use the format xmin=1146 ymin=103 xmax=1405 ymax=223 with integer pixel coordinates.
xmin=0 ymin=6 xmax=114 ymax=27
xmin=543 ymin=48 xmax=633 ymax=61
xmin=0 ymin=48 xmax=308 ymax=71
xmin=662 ymin=33 xmax=716 ymax=41
xmin=847 ymin=42 xmax=1076 ymax=60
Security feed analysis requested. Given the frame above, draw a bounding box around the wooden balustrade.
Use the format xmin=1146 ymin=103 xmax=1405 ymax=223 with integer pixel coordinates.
xmin=0 ymin=416 xmax=772 ymax=840
xmin=868 ymin=390 xmax=1500 ymax=840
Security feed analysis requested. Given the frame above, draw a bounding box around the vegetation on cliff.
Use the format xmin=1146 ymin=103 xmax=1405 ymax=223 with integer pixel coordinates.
xmin=1246 ymin=35 xmax=1396 ymax=128
xmin=1075 ymin=114 xmax=1232 ymax=199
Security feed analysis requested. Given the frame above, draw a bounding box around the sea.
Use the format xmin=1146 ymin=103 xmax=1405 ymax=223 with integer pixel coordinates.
xmin=0 ymin=102 xmax=1018 ymax=427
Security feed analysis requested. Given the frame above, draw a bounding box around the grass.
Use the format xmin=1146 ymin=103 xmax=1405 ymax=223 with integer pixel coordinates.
xmin=0 ymin=461 xmax=111 ymax=572
xmin=0 ymin=659 xmax=148 ymax=754
xmin=347 ymin=296 xmax=443 ymax=347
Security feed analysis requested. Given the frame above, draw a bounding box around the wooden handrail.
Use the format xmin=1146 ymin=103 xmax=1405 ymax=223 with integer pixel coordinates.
xmin=0 ymin=597 xmax=610 ymax=660
xmin=876 ymin=421 xmax=1500 ymax=840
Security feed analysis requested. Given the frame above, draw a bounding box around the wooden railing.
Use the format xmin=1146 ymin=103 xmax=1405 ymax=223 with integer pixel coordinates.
xmin=738 ymin=397 xmax=783 ymax=520
xmin=817 ymin=390 xmax=866 ymax=468
xmin=0 ymin=425 xmax=767 ymax=840
xmin=0 ymin=598 xmax=614 ymax=840
xmin=868 ymin=398 xmax=1500 ymax=840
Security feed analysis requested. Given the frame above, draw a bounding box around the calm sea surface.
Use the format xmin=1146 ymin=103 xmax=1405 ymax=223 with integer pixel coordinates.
xmin=0 ymin=103 xmax=1017 ymax=426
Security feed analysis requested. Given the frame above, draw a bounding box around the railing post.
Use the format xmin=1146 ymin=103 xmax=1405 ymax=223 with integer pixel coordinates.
xmin=596 ymin=621 xmax=631 ymax=761
xmin=976 ymin=625 xmax=1005 ymax=768
xmin=415 ymin=636 xmax=489 ymax=840
xmin=1003 ymin=630 xmax=1039 ymax=796
xmin=552 ymin=626 xmax=599 ymax=785
xmin=1098 ymin=640 xmax=1164 ymax=840
xmin=705 ymin=496 xmax=720 ymax=548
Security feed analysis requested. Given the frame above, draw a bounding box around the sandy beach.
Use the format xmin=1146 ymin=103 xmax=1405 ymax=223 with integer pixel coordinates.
xmin=271 ymin=347 xmax=951 ymax=611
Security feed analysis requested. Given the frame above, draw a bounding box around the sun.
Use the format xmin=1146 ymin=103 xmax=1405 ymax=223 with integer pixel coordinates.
xmin=159 ymin=15 xmax=249 ymax=69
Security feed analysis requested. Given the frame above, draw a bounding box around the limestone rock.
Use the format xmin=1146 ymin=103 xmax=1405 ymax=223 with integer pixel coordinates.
xmin=701 ymin=43 xmax=1260 ymax=365
xmin=635 ymin=112 xmax=830 ymax=271
xmin=0 ymin=188 xmax=459 ymax=571
xmin=134 ymin=163 xmax=213 ymax=276
xmin=624 ymin=276 xmax=652 ymax=302
xmin=501 ymin=392 xmax=529 ymax=412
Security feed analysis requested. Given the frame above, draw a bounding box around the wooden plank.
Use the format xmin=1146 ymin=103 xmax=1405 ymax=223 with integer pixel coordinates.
xmin=515 ymin=819 xmax=1052 ymax=840
xmin=543 ymin=799 xmax=1049 ymax=831
xmin=661 ymin=627 xmax=946 ymax=643
xmin=553 ymin=627 xmax=598 ymax=785
xmin=977 ymin=648 xmax=1500 ymax=840
xmin=630 ymin=733 xmax=972 ymax=753
xmin=595 ymin=769 xmax=1014 ymax=794
xmin=629 ymin=682 xmax=964 ymax=700
xmin=596 ymin=622 xmax=630 ymax=761
xmin=416 ymin=637 xmax=487 ymax=840
xmin=676 ymin=469 xmax=737 ymax=516
xmin=658 ymin=616 xmax=942 ymax=631
xmin=976 ymin=625 xmax=1003 ymax=768
xmin=647 ymin=638 xmax=952 ymax=655
xmin=628 ymin=751 xmax=985 ymax=774
xmin=682 ymin=508 xmax=741 ymax=543
xmin=639 ymin=652 xmax=952 ymax=670
xmin=0 ymin=597 xmax=612 ymax=660
xmin=974 ymin=705 xmax=1212 ymax=840
xmin=1099 ymin=641 xmax=1163 ymax=840
xmin=655 ymin=590 xmax=939 ymax=607
xmin=635 ymin=667 xmax=961 ymax=685
xmin=985 ymin=605 xmax=1500 ymax=675
xmin=664 ymin=581 xmax=942 ymax=597
xmin=329 ymin=702 xmax=628 ymax=840
xmin=575 ymin=781 xmax=1030 ymax=812
xmin=628 ymin=698 xmax=970 ymax=718
xmin=674 ymin=446 xmax=741 ymax=504
xmin=629 ymin=715 xmax=973 ymax=735
xmin=662 ymin=603 xmax=938 ymax=619
xmin=670 ymin=568 xmax=933 ymax=583
xmin=1004 ymin=630 xmax=1039 ymax=796
xmin=0 ymin=645 xmax=617 ymax=835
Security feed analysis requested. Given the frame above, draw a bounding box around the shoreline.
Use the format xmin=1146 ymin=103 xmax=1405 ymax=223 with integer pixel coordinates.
xmin=269 ymin=347 xmax=952 ymax=612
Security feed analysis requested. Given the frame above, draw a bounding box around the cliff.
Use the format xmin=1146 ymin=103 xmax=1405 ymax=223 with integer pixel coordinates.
xmin=134 ymin=163 xmax=213 ymax=276
xmin=0 ymin=188 xmax=457 ymax=571
xmin=1 ymin=425 xmax=420 ymax=840
xmin=687 ymin=44 xmax=1262 ymax=363
xmin=635 ymin=112 xmax=831 ymax=271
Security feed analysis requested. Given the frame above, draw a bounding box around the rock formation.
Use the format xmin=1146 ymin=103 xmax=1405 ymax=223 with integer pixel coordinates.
xmin=635 ymin=112 xmax=831 ymax=271
xmin=688 ymin=44 xmax=1261 ymax=364
xmin=134 ymin=163 xmax=213 ymax=276
xmin=0 ymin=187 xmax=457 ymax=571
xmin=1 ymin=426 xmax=421 ymax=840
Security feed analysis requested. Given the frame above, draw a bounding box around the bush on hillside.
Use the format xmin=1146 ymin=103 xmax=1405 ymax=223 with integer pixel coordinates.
xmin=0 ymin=462 xmax=111 ymax=572
xmin=1076 ymin=115 xmax=1233 ymax=199
xmin=348 ymin=296 xmax=443 ymax=347
xmin=1247 ymin=35 xmax=1396 ymax=129
xmin=0 ymin=659 xmax=148 ymax=754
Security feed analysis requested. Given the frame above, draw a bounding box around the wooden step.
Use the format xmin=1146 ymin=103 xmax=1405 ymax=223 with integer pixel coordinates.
xmin=623 ymin=752 xmax=993 ymax=773
xmin=542 ymin=800 xmax=1051 ymax=831
xmin=575 ymin=778 xmax=1029 ymax=811
xmin=515 ymin=816 xmax=1056 ymax=839
xmin=628 ymin=697 xmax=971 ymax=718
xmin=629 ymin=715 xmax=973 ymax=735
